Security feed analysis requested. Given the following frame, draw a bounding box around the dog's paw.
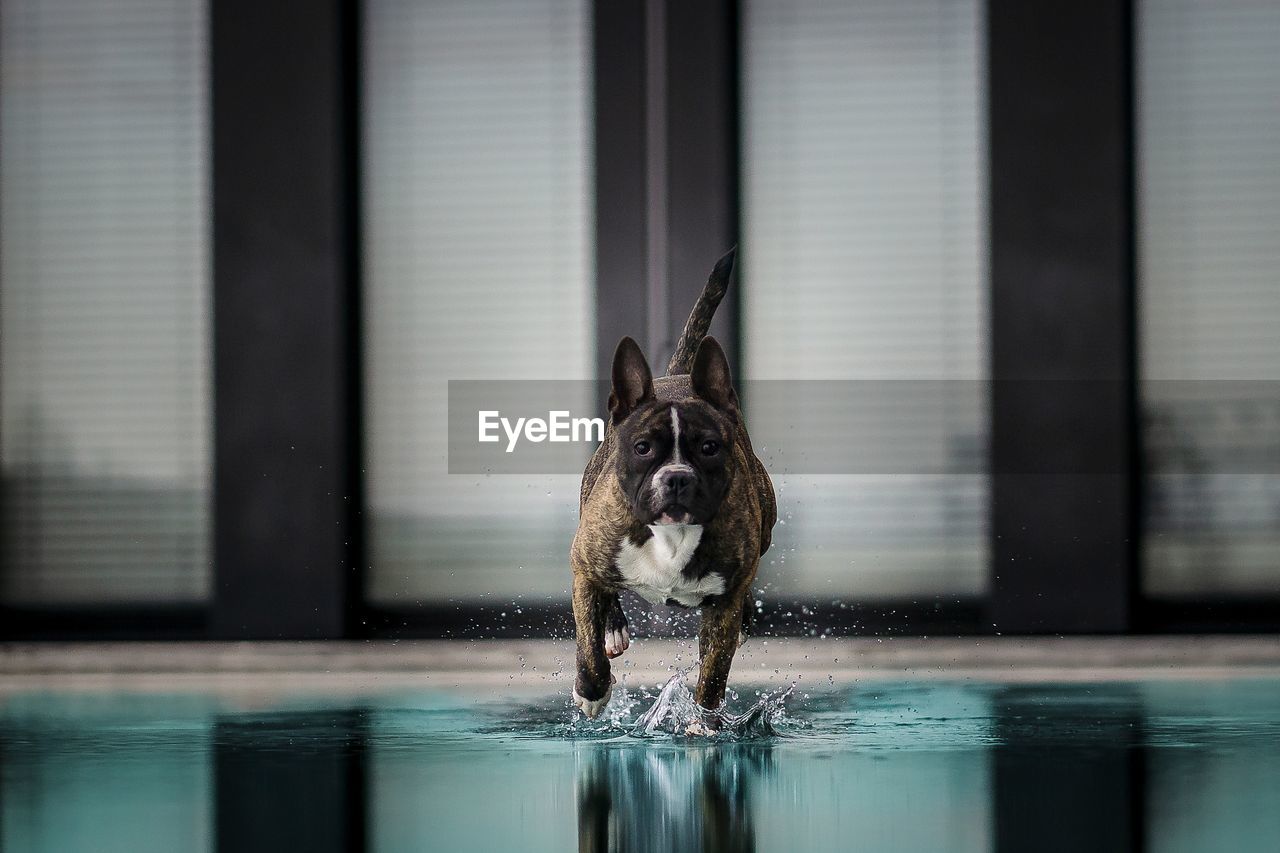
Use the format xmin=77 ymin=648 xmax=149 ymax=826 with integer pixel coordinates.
xmin=603 ymin=625 xmax=630 ymax=658
xmin=573 ymin=674 xmax=615 ymax=719
xmin=737 ymin=629 xmax=747 ymax=649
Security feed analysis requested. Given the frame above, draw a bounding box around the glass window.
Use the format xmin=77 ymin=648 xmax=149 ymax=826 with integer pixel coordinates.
xmin=362 ymin=0 xmax=593 ymax=606
xmin=0 ymin=0 xmax=211 ymax=605
xmin=741 ymin=0 xmax=989 ymax=601
xmin=1138 ymin=0 xmax=1280 ymax=597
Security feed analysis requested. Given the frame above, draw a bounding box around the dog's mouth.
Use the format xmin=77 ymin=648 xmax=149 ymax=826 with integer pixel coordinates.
xmin=653 ymin=506 xmax=693 ymax=525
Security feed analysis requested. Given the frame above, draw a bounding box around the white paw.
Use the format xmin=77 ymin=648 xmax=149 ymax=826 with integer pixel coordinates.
xmin=685 ymin=720 xmax=714 ymax=737
xmin=603 ymin=625 xmax=630 ymax=658
xmin=573 ymin=674 xmax=615 ymax=719
xmin=737 ymin=629 xmax=747 ymax=648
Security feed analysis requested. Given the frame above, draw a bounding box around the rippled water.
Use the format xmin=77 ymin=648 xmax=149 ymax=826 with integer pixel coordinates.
xmin=3 ymin=676 xmax=1280 ymax=852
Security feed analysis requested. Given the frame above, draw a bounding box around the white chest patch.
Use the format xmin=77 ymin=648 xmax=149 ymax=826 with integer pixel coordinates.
xmin=615 ymin=524 xmax=724 ymax=607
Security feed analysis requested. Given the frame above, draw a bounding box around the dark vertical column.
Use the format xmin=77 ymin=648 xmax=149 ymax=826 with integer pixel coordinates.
xmin=594 ymin=0 xmax=650 ymax=386
xmin=664 ymin=0 xmax=741 ymax=372
xmin=215 ymin=711 xmax=367 ymax=853
xmin=988 ymin=0 xmax=1136 ymax=632
xmin=211 ymin=0 xmax=362 ymax=638
xmin=593 ymin=0 xmax=741 ymax=385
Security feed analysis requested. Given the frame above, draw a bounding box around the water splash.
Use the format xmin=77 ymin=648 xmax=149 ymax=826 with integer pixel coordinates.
xmin=629 ymin=674 xmax=704 ymax=737
xmin=628 ymin=674 xmax=794 ymax=739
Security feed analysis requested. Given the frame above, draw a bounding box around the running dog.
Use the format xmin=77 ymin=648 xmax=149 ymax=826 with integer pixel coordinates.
xmin=570 ymin=249 xmax=777 ymax=719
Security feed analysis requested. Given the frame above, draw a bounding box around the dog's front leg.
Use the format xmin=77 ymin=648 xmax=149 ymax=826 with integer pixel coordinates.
xmin=572 ymin=573 xmax=613 ymax=718
xmin=696 ymin=593 xmax=746 ymax=713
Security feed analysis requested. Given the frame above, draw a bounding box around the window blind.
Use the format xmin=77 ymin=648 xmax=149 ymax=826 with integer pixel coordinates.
xmin=362 ymin=0 xmax=593 ymax=605
xmin=0 ymin=0 xmax=211 ymax=605
xmin=742 ymin=0 xmax=988 ymax=600
xmin=1139 ymin=0 xmax=1280 ymax=597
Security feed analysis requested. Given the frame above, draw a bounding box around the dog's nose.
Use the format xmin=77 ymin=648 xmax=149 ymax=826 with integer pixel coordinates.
xmin=662 ymin=470 xmax=694 ymax=498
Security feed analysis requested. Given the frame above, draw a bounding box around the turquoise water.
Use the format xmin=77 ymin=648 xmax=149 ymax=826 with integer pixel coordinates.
xmin=2 ymin=677 xmax=1279 ymax=852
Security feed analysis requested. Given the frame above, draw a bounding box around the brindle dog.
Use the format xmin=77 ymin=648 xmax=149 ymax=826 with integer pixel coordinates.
xmin=570 ymin=249 xmax=777 ymax=720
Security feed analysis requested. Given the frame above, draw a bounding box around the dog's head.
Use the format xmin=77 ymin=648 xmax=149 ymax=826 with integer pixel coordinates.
xmin=608 ymin=336 xmax=739 ymax=526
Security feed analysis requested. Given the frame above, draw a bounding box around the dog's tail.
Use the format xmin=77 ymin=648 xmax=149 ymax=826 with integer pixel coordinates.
xmin=666 ymin=246 xmax=736 ymax=375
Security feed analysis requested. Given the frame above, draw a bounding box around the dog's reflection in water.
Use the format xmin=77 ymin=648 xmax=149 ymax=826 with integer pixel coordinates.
xmin=576 ymin=744 xmax=772 ymax=853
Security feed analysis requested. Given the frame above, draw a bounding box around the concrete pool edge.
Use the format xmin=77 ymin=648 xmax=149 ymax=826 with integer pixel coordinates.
xmin=1 ymin=636 xmax=1278 ymax=695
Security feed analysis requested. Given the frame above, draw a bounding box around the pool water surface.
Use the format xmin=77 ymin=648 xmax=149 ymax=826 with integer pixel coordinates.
xmin=2 ymin=675 xmax=1279 ymax=852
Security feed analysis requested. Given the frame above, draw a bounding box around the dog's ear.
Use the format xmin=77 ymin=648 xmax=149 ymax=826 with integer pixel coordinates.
xmin=609 ymin=336 xmax=654 ymax=422
xmin=690 ymin=337 xmax=738 ymax=417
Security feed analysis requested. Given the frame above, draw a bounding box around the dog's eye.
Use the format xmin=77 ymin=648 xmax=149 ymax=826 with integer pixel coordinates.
xmin=701 ymin=440 xmax=719 ymax=456
xmin=634 ymin=440 xmax=652 ymax=456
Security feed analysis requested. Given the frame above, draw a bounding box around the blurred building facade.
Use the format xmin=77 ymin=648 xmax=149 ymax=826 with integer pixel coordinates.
xmin=0 ymin=0 xmax=1277 ymax=638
